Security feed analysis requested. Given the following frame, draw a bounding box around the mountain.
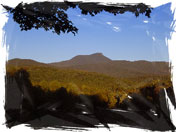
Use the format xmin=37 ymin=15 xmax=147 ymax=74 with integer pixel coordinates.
xmin=49 ymin=53 xmax=170 ymax=77
xmin=7 ymin=53 xmax=170 ymax=78
xmin=49 ymin=53 xmax=112 ymax=67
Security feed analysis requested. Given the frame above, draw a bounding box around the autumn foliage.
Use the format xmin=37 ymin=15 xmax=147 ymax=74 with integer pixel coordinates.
xmin=6 ymin=64 xmax=172 ymax=108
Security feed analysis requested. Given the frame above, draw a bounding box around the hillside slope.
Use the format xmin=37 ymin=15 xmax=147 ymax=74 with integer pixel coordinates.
xmin=48 ymin=53 xmax=170 ymax=78
xmin=7 ymin=58 xmax=48 ymax=67
xmin=49 ymin=53 xmax=112 ymax=67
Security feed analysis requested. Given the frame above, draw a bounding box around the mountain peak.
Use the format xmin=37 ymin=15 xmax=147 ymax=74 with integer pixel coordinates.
xmin=50 ymin=53 xmax=112 ymax=67
xmin=91 ymin=52 xmax=103 ymax=56
xmin=70 ymin=53 xmax=111 ymax=63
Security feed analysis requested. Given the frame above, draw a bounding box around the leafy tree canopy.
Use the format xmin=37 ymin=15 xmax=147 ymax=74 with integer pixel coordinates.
xmin=3 ymin=1 xmax=152 ymax=35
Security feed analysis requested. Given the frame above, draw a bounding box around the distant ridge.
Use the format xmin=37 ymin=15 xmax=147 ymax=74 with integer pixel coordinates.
xmin=7 ymin=53 xmax=170 ymax=78
xmin=48 ymin=53 xmax=170 ymax=77
xmin=7 ymin=58 xmax=47 ymax=67
xmin=49 ymin=53 xmax=112 ymax=67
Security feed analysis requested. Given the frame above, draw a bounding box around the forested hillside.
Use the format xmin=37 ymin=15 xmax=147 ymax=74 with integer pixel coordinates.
xmin=6 ymin=57 xmax=172 ymax=108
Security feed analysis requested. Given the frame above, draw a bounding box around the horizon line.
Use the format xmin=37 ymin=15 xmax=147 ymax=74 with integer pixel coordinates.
xmin=7 ymin=57 xmax=170 ymax=64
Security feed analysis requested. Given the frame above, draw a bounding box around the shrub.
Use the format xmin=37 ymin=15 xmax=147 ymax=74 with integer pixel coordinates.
xmin=39 ymin=80 xmax=49 ymax=91
xmin=49 ymin=80 xmax=62 ymax=91
xmin=66 ymin=82 xmax=80 ymax=96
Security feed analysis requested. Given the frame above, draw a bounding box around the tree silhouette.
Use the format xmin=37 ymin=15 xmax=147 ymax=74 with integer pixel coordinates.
xmin=3 ymin=1 xmax=152 ymax=36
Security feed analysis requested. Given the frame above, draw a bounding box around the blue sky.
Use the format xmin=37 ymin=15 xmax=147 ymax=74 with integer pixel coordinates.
xmin=4 ymin=3 xmax=173 ymax=63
